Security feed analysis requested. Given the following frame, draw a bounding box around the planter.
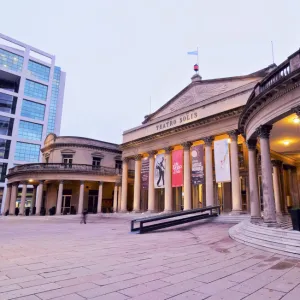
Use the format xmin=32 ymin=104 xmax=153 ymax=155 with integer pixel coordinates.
xmin=40 ymin=208 xmax=46 ymax=216
xmin=32 ymin=207 xmax=36 ymax=215
xmin=49 ymin=206 xmax=56 ymax=216
xmin=290 ymin=208 xmax=300 ymax=231
xmin=25 ymin=208 xmax=30 ymax=216
xmin=15 ymin=207 xmax=19 ymax=216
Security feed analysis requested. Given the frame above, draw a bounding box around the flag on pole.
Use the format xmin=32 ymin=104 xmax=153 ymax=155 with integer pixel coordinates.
xmin=187 ymin=50 xmax=198 ymax=55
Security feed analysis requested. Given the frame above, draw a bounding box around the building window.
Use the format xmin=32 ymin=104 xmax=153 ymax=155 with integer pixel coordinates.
xmin=14 ymin=142 xmax=40 ymax=162
xmin=47 ymin=67 xmax=61 ymax=134
xmin=0 ymin=139 xmax=11 ymax=159
xmin=21 ymin=99 xmax=45 ymax=121
xmin=18 ymin=120 xmax=43 ymax=141
xmin=0 ymin=49 xmax=24 ymax=72
xmin=115 ymin=160 xmax=122 ymax=174
xmin=0 ymin=163 xmax=7 ymax=182
xmin=27 ymin=60 xmax=50 ymax=82
xmin=92 ymin=157 xmax=101 ymax=169
xmin=0 ymin=116 xmax=14 ymax=136
xmin=62 ymin=154 xmax=73 ymax=167
xmin=0 ymin=92 xmax=17 ymax=114
xmin=24 ymin=79 xmax=48 ymax=101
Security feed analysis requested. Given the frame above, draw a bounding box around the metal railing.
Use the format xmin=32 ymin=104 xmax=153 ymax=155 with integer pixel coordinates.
xmin=8 ymin=163 xmax=134 ymax=178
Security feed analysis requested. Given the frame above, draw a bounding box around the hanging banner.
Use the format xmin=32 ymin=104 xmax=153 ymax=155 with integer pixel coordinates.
xmin=172 ymin=150 xmax=183 ymax=187
xmin=141 ymin=159 xmax=149 ymax=189
xmin=154 ymin=154 xmax=165 ymax=188
xmin=214 ymin=139 xmax=231 ymax=182
xmin=191 ymin=145 xmax=205 ymax=185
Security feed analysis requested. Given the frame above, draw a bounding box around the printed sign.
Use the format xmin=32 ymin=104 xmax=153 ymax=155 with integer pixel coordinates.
xmin=172 ymin=150 xmax=183 ymax=187
xmin=141 ymin=159 xmax=149 ymax=189
xmin=191 ymin=145 xmax=205 ymax=185
xmin=214 ymin=139 xmax=231 ymax=182
xmin=154 ymin=154 xmax=165 ymax=188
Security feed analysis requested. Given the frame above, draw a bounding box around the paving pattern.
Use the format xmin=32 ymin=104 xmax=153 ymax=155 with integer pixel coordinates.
xmin=0 ymin=215 xmax=300 ymax=300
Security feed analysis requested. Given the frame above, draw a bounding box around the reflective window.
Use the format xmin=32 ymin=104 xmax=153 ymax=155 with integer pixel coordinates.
xmin=0 ymin=92 xmax=17 ymax=114
xmin=24 ymin=79 xmax=48 ymax=101
xmin=18 ymin=120 xmax=43 ymax=141
xmin=0 ymin=77 xmax=20 ymax=93
xmin=0 ymin=139 xmax=11 ymax=159
xmin=0 ymin=49 xmax=23 ymax=72
xmin=47 ymin=67 xmax=61 ymax=133
xmin=21 ymin=99 xmax=45 ymax=121
xmin=27 ymin=60 xmax=50 ymax=82
xmin=14 ymin=142 xmax=40 ymax=162
xmin=92 ymin=157 xmax=101 ymax=169
xmin=0 ymin=163 xmax=7 ymax=182
xmin=0 ymin=116 xmax=14 ymax=136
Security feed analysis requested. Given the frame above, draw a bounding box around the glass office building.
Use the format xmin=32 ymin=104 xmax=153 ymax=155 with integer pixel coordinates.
xmin=0 ymin=33 xmax=66 ymax=212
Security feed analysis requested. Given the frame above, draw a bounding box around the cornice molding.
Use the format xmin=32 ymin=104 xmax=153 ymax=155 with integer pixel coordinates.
xmin=121 ymin=107 xmax=243 ymax=149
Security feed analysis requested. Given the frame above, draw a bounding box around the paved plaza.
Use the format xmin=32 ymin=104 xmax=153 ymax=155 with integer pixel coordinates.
xmin=0 ymin=216 xmax=300 ymax=300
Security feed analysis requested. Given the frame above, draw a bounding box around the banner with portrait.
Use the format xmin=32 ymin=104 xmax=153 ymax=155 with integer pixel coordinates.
xmin=154 ymin=154 xmax=165 ymax=188
xmin=141 ymin=158 xmax=149 ymax=189
xmin=214 ymin=139 xmax=231 ymax=182
xmin=172 ymin=150 xmax=183 ymax=187
xmin=191 ymin=145 xmax=205 ymax=185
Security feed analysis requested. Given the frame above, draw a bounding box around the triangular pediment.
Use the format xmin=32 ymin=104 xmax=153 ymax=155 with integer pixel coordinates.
xmin=145 ymin=78 xmax=258 ymax=123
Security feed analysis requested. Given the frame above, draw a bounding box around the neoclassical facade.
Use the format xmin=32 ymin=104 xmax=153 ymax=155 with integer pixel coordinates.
xmin=120 ymin=52 xmax=300 ymax=225
xmin=4 ymin=134 xmax=134 ymax=215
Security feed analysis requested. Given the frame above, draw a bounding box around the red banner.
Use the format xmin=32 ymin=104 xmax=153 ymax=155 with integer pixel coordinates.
xmin=172 ymin=150 xmax=183 ymax=187
xmin=141 ymin=159 xmax=149 ymax=189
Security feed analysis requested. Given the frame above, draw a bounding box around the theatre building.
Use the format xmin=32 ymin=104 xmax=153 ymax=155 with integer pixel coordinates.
xmin=120 ymin=51 xmax=300 ymax=224
xmin=4 ymin=134 xmax=134 ymax=215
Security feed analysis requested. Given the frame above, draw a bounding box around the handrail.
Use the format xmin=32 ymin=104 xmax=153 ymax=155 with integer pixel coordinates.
xmin=7 ymin=163 xmax=135 ymax=178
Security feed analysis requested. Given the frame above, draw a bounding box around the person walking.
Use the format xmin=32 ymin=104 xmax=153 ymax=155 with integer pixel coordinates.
xmin=80 ymin=208 xmax=88 ymax=224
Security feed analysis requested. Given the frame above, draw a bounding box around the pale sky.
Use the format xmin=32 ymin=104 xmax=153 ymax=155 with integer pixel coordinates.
xmin=1 ymin=0 xmax=300 ymax=144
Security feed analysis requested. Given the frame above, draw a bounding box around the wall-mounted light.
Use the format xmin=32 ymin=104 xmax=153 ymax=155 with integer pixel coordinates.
xmin=28 ymin=179 xmax=33 ymax=183
xmin=283 ymin=140 xmax=290 ymax=146
xmin=227 ymin=138 xmax=231 ymax=144
xmin=293 ymin=117 xmax=300 ymax=124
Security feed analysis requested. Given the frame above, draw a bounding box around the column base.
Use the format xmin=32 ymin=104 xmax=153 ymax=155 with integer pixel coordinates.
xmin=146 ymin=210 xmax=156 ymax=214
xmin=120 ymin=210 xmax=128 ymax=213
xmin=132 ymin=210 xmax=141 ymax=213
xmin=163 ymin=210 xmax=173 ymax=214
xmin=230 ymin=210 xmax=244 ymax=215
xmin=263 ymin=220 xmax=279 ymax=228
xmin=250 ymin=216 xmax=262 ymax=224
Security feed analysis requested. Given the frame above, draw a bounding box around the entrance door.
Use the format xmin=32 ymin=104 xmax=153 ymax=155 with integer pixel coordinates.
xmin=61 ymin=195 xmax=71 ymax=214
xmin=88 ymin=191 xmax=98 ymax=213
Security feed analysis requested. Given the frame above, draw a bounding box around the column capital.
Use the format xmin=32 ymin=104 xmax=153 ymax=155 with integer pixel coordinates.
xmin=20 ymin=181 xmax=27 ymax=185
xmin=122 ymin=157 xmax=130 ymax=163
xmin=181 ymin=141 xmax=192 ymax=150
xmin=99 ymin=181 xmax=104 ymax=186
xmin=59 ymin=180 xmax=64 ymax=184
xmin=257 ymin=125 xmax=273 ymax=139
xmin=246 ymin=139 xmax=257 ymax=150
xmin=292 ymin=105 xmax=300 ymax=117
xmin=228 ymin=130 xmax=239 ymax=141
xmin=80 ymin=180 xmax=85 ymax=185
xmin=7 ymin=183 xmax=12 ymax=188
xmin=12 ymin=182 xmax=19 ymax=187
xmin=272 ymin=160 xmax=283 ymax=168
xmin=148 ymin=150 xmax=157 ymax=158
xmin=164 ymin=146 xmax=174 ymax=154
xmin=38 ymin=180 xmax=44 ymax=184
xmin=203 ymin=136 xmax=214 ymax=146
xmin=134 ymin=154 xmax=143 ymax=161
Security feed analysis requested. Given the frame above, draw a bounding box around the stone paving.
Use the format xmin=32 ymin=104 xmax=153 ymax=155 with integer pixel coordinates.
xmin=0 ymin=215 xmax=300 ymax=300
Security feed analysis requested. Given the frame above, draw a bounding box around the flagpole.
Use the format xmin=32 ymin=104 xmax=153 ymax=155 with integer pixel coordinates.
xmin=197 ymin=46 xmax=199 ymax=66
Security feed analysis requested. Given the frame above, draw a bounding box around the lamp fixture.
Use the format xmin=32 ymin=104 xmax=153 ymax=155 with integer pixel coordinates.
xmin=293 ymin=117 xmax=300 ymax=124
xmin=283 ymin=140 xmax=290 ymax=146
xmin=227 ymin=138 xmax=231 ymax=144
xmin=28 ymin=179 xmax=33 ymax=183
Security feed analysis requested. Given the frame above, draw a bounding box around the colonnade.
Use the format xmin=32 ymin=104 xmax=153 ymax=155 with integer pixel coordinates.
xmin=4 ymin=180 xmax=108 ymax=216
xmin=121 ymin=130 xmax=243 ymax=214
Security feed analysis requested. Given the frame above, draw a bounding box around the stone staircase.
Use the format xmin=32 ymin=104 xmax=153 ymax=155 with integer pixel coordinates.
xmin=211 ymin=213 xmax=250 ymax=224
xmin=229 ymin=220 xmax=300 ymax=257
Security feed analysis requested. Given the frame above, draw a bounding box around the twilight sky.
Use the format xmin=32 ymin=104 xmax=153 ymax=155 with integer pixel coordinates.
xmin=1 ymin=0 xmax=300 ymax=144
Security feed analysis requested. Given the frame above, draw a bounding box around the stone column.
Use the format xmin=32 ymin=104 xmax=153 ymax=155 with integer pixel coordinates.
xmin=9 ymin=183 xmax=18 ymax=215
xmin=3 ymin=184 xmax=12 ymax=215
xmin=228 ymin=130 xmax=242 ymax=212
xmin=204 ymin=137 xmax=214 ymax=207
xmin=31 ymin=185 xmax=37 ymax=214
xmin=148 ymin=151 xmax=157 ymax=213
xmin=121 ymin=157 xmax=129 ymax=212
xmin=19 ymin=182 xmax=27 ymax=215
xmin=113 ymin=183 xmax=118 ymax=212
xmin=97 ymin=181 xmax=103 ymax=213
xmin=297 ymin=165 xmax=300 ymax=207
xmin=35 ymin=181 xmax=44 ymax=215
xmin=272 ymin=160 xmax=282 ymax=214
xmin=133 ymin=155 xmax=142 ymax=212
xmin=258 ymin=125 xmax=277 ymax=226
xmin=287 ymin=168 xmax=294 ymax=207
xmin=247 ymin=139 xmax=261 ymax=221
xmin=118 ymin=185 xmax=122 ymax=211
xmin=182 ymin=142 xmax=192 ymax=210
xmin=56 ymin=181 xmax=64 ymax=215
xmin=164 ymin=147 xmax=173 ymax=213
xmin=78 ymin=181 xmax=85 ymax=214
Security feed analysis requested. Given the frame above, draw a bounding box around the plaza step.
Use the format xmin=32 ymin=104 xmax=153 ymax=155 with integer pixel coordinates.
xmin=229 ymin=220 xmax=300 ymax=258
